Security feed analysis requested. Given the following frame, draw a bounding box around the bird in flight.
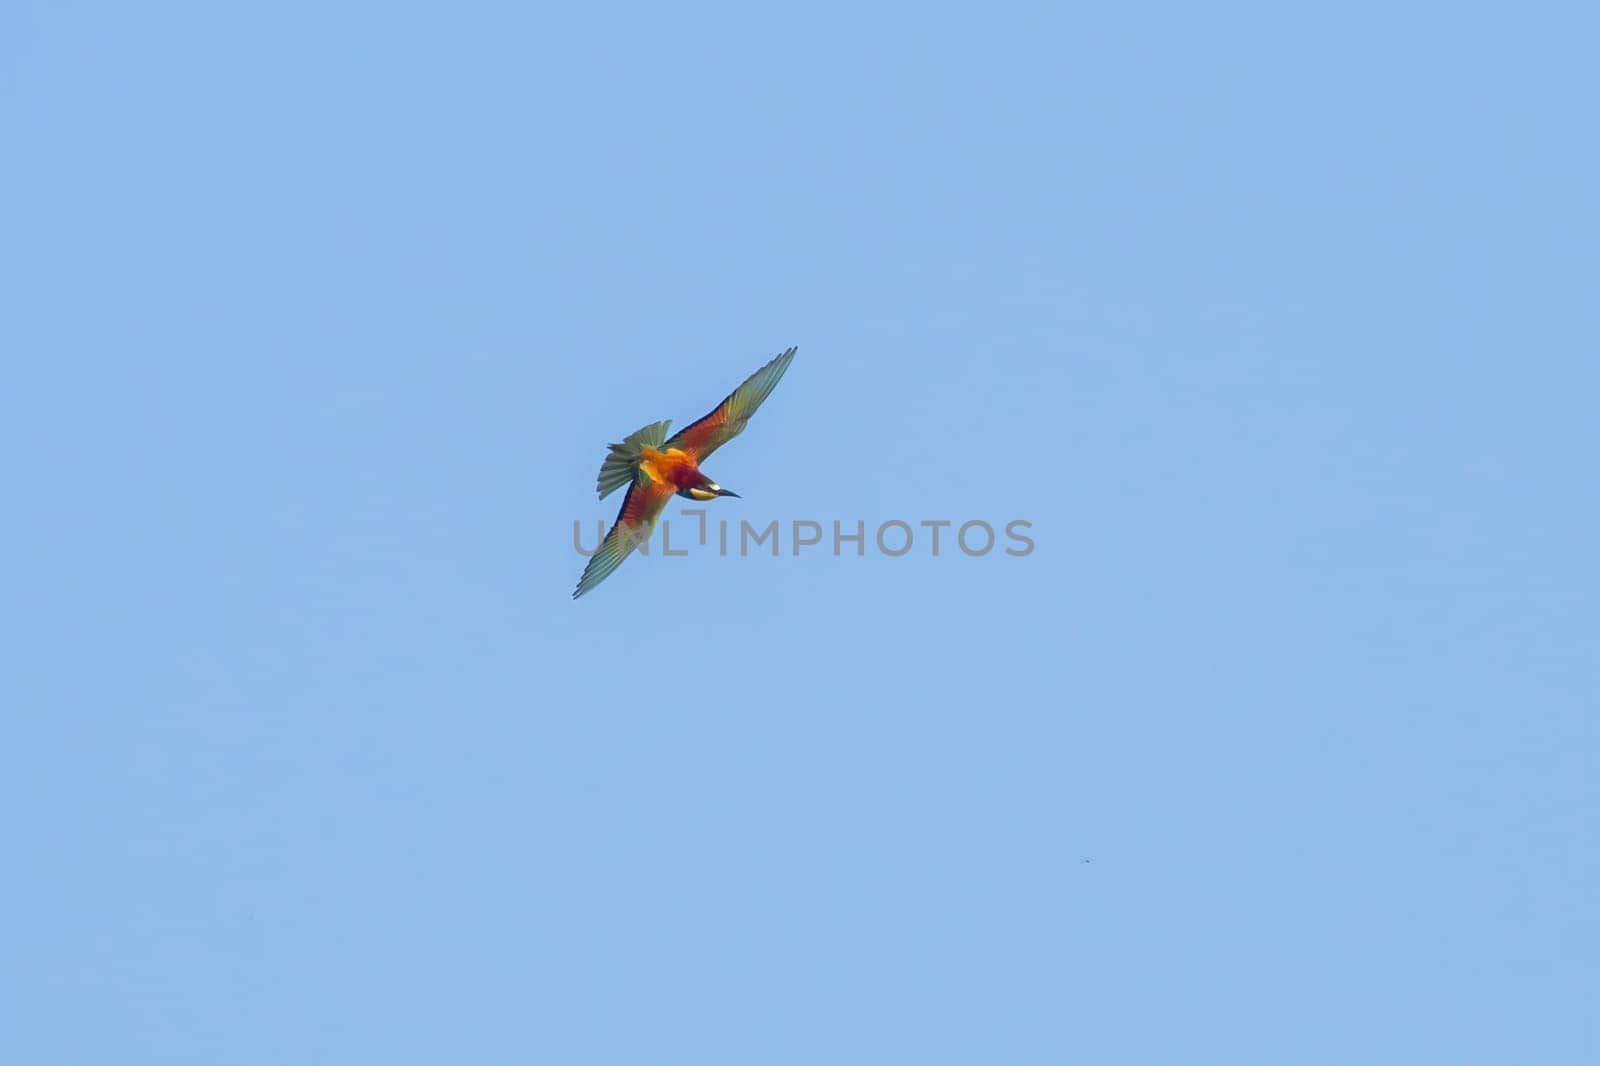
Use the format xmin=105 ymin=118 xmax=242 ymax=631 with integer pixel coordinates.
xmin=573 ymin=347 xmax=797 ymax=598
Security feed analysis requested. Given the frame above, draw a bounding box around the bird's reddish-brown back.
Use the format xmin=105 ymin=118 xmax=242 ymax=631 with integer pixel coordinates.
xmin=637 ymin=447 xmax=701 ymax=490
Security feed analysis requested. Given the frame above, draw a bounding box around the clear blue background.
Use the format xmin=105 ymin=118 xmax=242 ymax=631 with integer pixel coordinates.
xmin=3 ymin=3 xmax=1595 ymax=1062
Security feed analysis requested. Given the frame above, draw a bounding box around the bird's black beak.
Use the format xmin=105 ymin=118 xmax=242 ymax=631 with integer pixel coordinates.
xmin=715 ymin=487 xmax=740 ymax=498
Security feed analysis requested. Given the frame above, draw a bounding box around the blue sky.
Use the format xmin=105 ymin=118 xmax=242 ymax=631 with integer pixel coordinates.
xmin=3 ymin=3 xmax=1595 ymax=1062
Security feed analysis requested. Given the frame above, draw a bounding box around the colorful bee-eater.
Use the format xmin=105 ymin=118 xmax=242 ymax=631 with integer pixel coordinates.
xmin=572 ymin=346 xmax=797 ymax=598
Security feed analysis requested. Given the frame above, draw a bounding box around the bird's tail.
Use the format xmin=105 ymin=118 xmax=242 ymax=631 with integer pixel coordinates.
xmin=595 ymin=419 xmax=672 ymax=499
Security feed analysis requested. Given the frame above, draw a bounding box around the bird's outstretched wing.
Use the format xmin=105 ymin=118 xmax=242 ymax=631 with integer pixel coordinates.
xmin=572 ymin=475 xmax=676 ymax=598
xmin=664 ymin=347 xmax=796 ymax=462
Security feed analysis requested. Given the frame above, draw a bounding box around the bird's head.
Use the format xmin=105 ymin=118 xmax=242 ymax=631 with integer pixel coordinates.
xmin=679 ymin=477 xmax=740 ymax=502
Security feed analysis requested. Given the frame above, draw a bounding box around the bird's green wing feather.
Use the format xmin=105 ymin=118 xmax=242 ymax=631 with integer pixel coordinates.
xmin=572 ymin=473 xmax=675 ymax=598
xmin=664 ymin=347 xmax=795 ymax=462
